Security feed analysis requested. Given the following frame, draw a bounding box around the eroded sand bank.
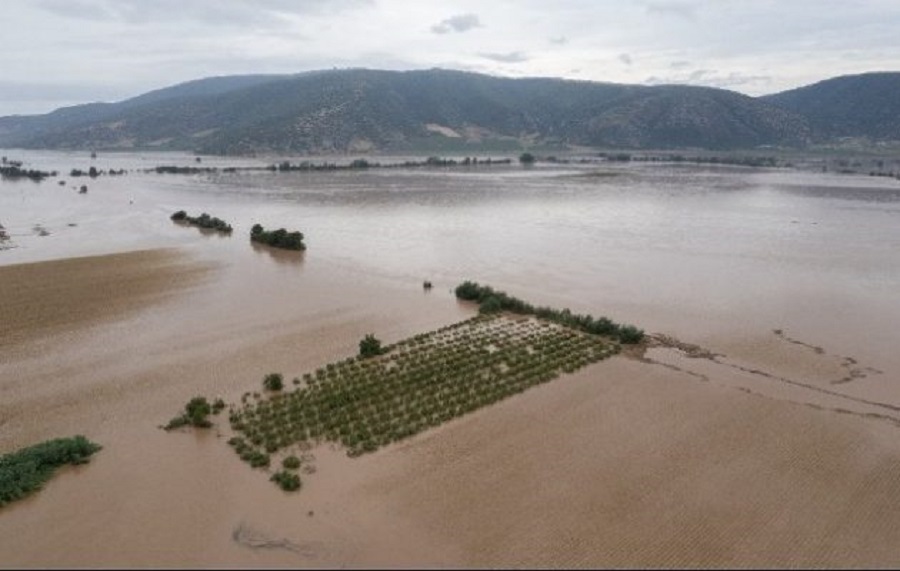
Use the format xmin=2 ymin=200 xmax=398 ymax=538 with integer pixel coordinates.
xmin=3 ymin=248 xmax=900 ymax=567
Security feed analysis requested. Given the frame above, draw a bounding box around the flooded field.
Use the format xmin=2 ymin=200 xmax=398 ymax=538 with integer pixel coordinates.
xmin=2 ymin=150 xmax=900 ymax=566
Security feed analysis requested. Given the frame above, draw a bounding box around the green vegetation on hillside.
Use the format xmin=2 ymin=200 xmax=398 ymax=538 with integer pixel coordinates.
xmin=0 ymin=436 xmax=102 ymax=507
xmin=8 ymin=67 xmax=875 ymax=153
xmin=762 ymin=72 xmax=900 ymax=142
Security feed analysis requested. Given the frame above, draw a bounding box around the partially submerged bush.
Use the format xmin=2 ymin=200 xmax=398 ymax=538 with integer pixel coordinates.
xmin=164 ymin=396 xmax=214 ymax=430
xmin=282 ymin=455 xmax=301 ymax=470
xmin=250 ymin=223 xmax=306 ymax=251
xmin=270 ymin=470 xmax=301 ymax=491
xmin=0 ymin=436 xmax=102 ymax=507
xmin=263 ymin=373 xmax=284 ymax=392
xmin=359 ymin=334 xmax=384 ymax=358
xmin=171 ymin=210 xmax=232 ymax=234
xmin=455 ymin=281 xmax=644 ymax=343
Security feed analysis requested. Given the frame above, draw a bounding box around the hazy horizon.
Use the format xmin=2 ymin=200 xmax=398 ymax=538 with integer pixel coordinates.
xmin=3 ymin=0 xmax=899 ymax=117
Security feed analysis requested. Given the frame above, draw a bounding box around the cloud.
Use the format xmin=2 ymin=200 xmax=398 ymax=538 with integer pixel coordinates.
xmin=478 ymin=51 xmax=529 ymax=64
xmin=35 ymin=0 xmax=371 ymax=26
xmin=644 ymin=69 xmax=772 ymax=91
xmin=644 ymin=1 xmax=698 ymax=19
xmin=549 ymin=36 xmax=568 ymax=45
xmin=431 ymin=13 xmax=481 ymax=34
xmin=619 ymin=53 xmax=633 ymax=65
xmin=34 ymin=0 xmax=112 ymax=21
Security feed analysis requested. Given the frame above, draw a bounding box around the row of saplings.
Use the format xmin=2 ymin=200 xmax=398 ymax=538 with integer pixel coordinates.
xmin=170 ymin=210 xmax=305 ymax=250
xmin=230 ymin=316 xmax=612 ymax=489
xmin=163 ymin=284 xmax=644 ymax=493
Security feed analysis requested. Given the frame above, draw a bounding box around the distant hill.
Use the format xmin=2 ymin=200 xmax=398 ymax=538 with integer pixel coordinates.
xmin=1 ymin=68 xmax=896 ymax=154
xmin=761 ymin=72 xmax=900 ymax=142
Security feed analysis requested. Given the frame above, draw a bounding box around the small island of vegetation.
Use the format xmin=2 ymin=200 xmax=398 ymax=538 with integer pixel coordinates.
xmin=163 ymin=396 xmax=225 ymax=430
xmin=171 ymin=210 xmax=233 ymax=234
xmin=167 ymin=281 xmax=644 ymax=493
xmin=0 ymin=162 xmax=57 ymax=182
xmin=223 ymin=311 xmax=621 ymax=491
xmin=250 ymin=224 xmax=306 ymax=251
xmin=0 ymin=435 xmax=102 ymax=508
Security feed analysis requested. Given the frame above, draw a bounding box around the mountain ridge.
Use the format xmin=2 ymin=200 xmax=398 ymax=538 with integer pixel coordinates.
xmin=1 ymin=68 xmax=896 ymax=153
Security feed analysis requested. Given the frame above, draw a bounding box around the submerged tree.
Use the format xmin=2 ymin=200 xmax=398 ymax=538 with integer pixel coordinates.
xmin=359 ymin=334 xmax=384 ymax=358
xmin=263 ymin=373 xmax=284 ymax=392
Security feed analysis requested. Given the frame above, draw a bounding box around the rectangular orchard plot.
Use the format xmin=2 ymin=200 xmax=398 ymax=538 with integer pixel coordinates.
xmin=228 ymin=315 xmax=619 ymax=464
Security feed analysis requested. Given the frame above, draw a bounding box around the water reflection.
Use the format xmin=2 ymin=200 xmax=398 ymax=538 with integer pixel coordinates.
xmin=250 ymin=239 xmax=305 ymax=265
xmin=171 ymin=220 xmax=233 ymax=239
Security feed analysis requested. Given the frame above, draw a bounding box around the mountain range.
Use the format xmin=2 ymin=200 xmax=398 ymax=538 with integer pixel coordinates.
xmin=1 ymin=69 xmax=897 ymax=154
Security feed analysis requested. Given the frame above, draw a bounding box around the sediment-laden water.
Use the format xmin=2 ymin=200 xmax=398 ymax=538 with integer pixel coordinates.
xmin=2 ymin=150 xmax=900 ymax=567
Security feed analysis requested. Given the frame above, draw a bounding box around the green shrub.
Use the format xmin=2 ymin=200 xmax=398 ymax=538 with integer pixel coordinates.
xmin=163 ymin=415 xmax=190 ymax=430
xmin=164 ymin=396 xmax=213 ymax=430
xmin=617 ymin=325 xmax=645 ymax=344
xmin=454 ymin=280 xmax=643 ymax=342
xmin=171 ymin=210 xmax=232 ymax=233
xmin=270 ymin=470 xmax=301 ymax=491
xmin=359 ymin=334 xmax=384 ymax=358
xmin=478 ymin=296 xmax=503 ymax=314
xmin=185 ymin=397 xmax=213 ymax=427
xmin=263 ymin=373 xmax=284 ymax=392
xmin=250 ymin=224 xmax=306 ymax=251
xmin=282 ymin=455 xmax=301 ymax=470
xmin=0 ymin=436 xmax=102 ymax=507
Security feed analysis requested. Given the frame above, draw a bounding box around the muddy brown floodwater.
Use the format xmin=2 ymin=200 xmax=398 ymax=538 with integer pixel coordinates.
xmin=2 ymin=151 xmax=900 ymax=567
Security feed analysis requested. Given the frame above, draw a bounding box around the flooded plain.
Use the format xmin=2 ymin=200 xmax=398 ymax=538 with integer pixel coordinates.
xmin=2 ymin=150 xmax=900 ymax=567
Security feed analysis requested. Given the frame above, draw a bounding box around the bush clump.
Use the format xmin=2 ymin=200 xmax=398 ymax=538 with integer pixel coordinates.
xmin=164 ymin=396 xmax=214 ymax=430
xmin=455 ymin=281 xmax=644 ymax=343
xmin=270 ymin=470 xmax=301 ymax=491
xmin=282 ymin=455 xmax=302 ymax=470
xmin=170 ymin=210 xmax=232 ymax=234
xmin=263 ymin=373 xmax=284 ymax=392
xmin=250 ymin=223 xmax=306 ymax=251
xmin=1 ymin=436 xmax=102 ymax=507
xmin=359 ymin=334 xmax=384 ymax=358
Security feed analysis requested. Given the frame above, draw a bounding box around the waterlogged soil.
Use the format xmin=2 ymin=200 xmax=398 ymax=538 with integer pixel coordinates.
xmin=2 ymin=153 xmax=900 ymax=567
xmin=0 ymin=249 xmax=211 ymax=354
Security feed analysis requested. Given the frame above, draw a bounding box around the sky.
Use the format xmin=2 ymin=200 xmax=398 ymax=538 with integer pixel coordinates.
xmin=1 ymin=0 xmax=899 ymax=116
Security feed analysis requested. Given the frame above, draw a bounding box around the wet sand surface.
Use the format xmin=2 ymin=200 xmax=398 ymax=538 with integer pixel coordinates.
xmin=3 ymin=156 xmax=900 ymax=567
xmin=0 ymin=249 xmax=211 ymax=354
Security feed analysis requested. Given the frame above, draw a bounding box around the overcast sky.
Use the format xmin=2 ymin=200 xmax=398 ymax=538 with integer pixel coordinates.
xmin=2 ymin=0 xmax=898 ymax=116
